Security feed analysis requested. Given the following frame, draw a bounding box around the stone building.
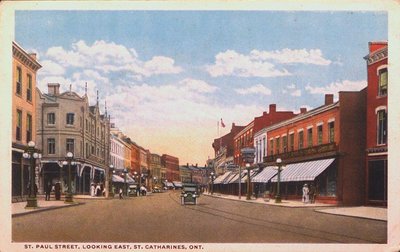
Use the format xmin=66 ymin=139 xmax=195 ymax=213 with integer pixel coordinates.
xmin=36 ymin=83 xmax=110 ymax=194
xmin=11 ymin=42 xmax=41 ymax=198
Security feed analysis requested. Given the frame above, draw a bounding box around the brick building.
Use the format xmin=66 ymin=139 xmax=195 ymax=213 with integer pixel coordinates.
xmin=161 ymin=154 xmax=180 ymax=182
xmin=364 ymin=41 xmax=388 ymax=206
xmin=11 ymin=42 xmax=41 ymax=198
xmin=233 ymin=104 xmax=296 ymax=166
xmin=259 ymin=93 xmax=366 ymax=206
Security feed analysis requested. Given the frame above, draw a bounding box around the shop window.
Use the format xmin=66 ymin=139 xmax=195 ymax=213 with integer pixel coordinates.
xmin=377 ymin=110 xmax=387 ymax=145
xmin=378 ymin=68 xmax=388 ymax=96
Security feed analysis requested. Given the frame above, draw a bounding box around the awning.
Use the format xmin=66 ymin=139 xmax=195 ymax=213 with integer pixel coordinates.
xmin=173 ymin=181 xmax=183 ymax=187
xmin=252 ymin=166 xmax=278 ymax=183
xmin=163 ymin=181 xmax=174 ymax=187
xmin=240 ymin=170 xmax=258 ymax=183
xmin=112 ymin=175 xmax=125 ymax=183
xmin=271 ymin=158 xmax=335 ymax=182
xmin=213 ymin=171 xmax=232 ymax=184
xmin=223 ymin=172 xmax=238 ymax=184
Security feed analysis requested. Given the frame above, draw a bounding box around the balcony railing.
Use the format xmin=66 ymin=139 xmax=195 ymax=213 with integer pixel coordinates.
xmin=263 ymin=142 xmax=338 ymax=163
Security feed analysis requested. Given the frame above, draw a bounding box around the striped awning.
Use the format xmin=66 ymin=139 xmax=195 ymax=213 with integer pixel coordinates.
xmin=271 ymin=158 xmax=335 ymax=182
xmin=252 ymin=166 xmax=278 ymax=183
xmin=112 ymin=175 xmax=125 ymax=183
xmin=223 ymin=172 xmax=238 ymax=184
xmin=173 ymin=181 xmax=183 ymax=187
xmin=240 ymin=169 xmax=258 ymax=183
xmin=213 ymin=171 xmax=232 ymax=184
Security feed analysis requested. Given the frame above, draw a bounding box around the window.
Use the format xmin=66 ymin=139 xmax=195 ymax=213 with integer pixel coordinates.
xmin=48 ymin=138 xmax=55 ymax=154
xmin=16 ymin=67 xmax=22 ymax=95
xmin=27 ymin=74 xmax=32 ymax=101
xmin=298 ymin=131 xmax=304 ymax=149
xmin=328 ymin=122 xmax=335 ymax=143
xmin=378 ymin=68 xmax=388 ymax=96
xmin=47 ymin=113 xmax=55 ymax=125
xmin=317 ymin=125 xmax=323 ymax=145
xmin=66 ymin=138 xmax=74 ymax=153
xmin=289 ymin=133 xmax=294 ymax=151
xmin=377 ymin=110 xmax=387 ymax=145
xmin=270 ymin=139 xmax=274 ymax=155
xmin=16 ymin=110 xmax=22 ymax=141
xmin=262 ymin=137 xmax=266 ymax=158
xmin=91 ymin=145 xmax=95 ymax=155
xmin=275 ymin=137 xmax=280 ymax=154
xmin=86 ymin=143 xmax=90 ymax=158
xmin=282 ymin=136 xmax=287 ymax=153
xmin=307 ymin=128 xmax=313 ymax=147
xmin=66 ymin=113 xmax=74 ymax=125
xmin=26 ymin=114 xmax=32 ymax=142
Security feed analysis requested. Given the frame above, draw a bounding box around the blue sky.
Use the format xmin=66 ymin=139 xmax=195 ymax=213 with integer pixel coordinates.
xmin=15 ymin=11 xmax=387 ymax=164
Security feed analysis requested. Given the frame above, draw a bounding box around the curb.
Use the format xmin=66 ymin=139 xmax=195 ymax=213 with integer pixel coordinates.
xmin=314 ymin=209 xmax=387 ymax=222
xmin=12 ymin=202 xmax=85 ymax=218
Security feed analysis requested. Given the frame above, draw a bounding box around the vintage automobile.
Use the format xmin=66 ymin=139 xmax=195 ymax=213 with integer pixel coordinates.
xmin=128 ymin=185 xmax=138 ymax=197
xmin=152 ymin=186 xmax=161 ymax=193
xmin=180 ymin=183 xmax=200 ymax=205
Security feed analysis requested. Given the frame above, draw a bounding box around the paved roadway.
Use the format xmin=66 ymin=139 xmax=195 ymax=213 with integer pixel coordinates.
xmin=12 ymin=191 xmax=386 ymax=243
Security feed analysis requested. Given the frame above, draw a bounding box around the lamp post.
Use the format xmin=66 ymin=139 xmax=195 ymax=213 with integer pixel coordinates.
xmin=23 ymin=141 xmax=39 ymax=208
xmin=153 ymin=176 xmax=157 ymax=191
xmin=109 ymin=165 xmax=114 ymax=198
xmin=241 ymin=147 xmax=255 ymax=200
xmin=123 ymin=168 xmax=128 ymax=197
xmin=165 ymin=179 xmax=168 ymax=191
xmin=64 ymin=152 xmax=74 ymax=203
xmin=210 ymin=172 xmax=216 ymax=195
xmin=275 ymin=158 xmax=283 ymax=203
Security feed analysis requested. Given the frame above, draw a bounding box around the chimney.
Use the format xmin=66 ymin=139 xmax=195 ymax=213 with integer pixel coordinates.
xmin=269 ymin=104 xmax=276 ymax=113
xmin=300 ymin=107 xmax=307 ymax=114
xmin=325 ymin=94 xmax=334 ymax=105
xmin=48 ymin=83 xmax=60 ymax=96
xmin=29 ymin=53 xmax=37 ymax=60
xmin=195 ymin=163 xmax=198 ymax=167
xmin=186 ymin=163 xmax=189 ymax=168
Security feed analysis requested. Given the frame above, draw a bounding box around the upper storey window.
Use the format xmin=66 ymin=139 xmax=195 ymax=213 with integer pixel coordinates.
xmin=378 ymin=68 xmax=388 ymax=96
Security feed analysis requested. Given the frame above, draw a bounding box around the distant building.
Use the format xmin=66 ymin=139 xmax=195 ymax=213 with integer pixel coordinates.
xmin=161 ymin=154 xmax=179 ymax=182
xmin=149 ymin=153 xmax=162 ymax=189
xmin=11 ymin=42 xmax=41 ymax=198
xmin=364 ymin=41 xmax=387 ymax=206
xmin=234 ymin=104 xmax=297 ymax=166
xmin=36 ymin=83 xmax=110 ymax=194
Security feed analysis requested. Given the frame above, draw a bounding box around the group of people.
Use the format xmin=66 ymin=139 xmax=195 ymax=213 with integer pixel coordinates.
xmin=302 ymin=183 xmax=316 ymax=204
xmin=44 ymin=181 xmax=61 ymax=201
xmin=90 ymin=183 xmax=106 ymax=197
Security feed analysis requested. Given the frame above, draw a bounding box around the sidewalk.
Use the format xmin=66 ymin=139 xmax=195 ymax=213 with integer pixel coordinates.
xmin=12 ymin=195 xmax=110 ymax=217
xmin=204 ymin=193 xmax=387 ymax=221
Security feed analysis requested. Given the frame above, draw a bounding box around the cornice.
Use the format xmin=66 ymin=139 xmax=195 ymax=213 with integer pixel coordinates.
xmin=364 ymin=47 xmax=388 ymax=65
xmin=12 ymin=42 xmax=42 ymax=71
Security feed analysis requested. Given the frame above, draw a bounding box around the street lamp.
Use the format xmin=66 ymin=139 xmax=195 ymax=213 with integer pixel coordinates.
xmin=241 ymin=147 xmax=255 ymax=200
xmin=23 ymin=141 xmax=39 ymax=208
xmin=123 ymin=168 xmax=128 ymax=197
xmin=275 ymin=158 xmax=283 ymax=203
xmin=109 ymin=165 xmax=114 ymax=197
xmin=153 ymin=176 xmax=157 ymax=191
xmin=210 ymin=172 xmax=216 ymax=195
xmin=64 ymin=152 xmax=74 ymax=203
xmin=134 ymin=171 xmax=139 ymax=196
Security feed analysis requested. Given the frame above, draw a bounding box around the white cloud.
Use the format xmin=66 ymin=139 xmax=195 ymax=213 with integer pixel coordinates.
xmin=290 ymin=89 xmax=302 ymax=97
xmin=44 ymin=40 xmax=183 ymax=78
xmin=180 ymin=78 xmax=218 ymax=93
xmin=38 ymin=60 xmax=66 ymax=76
xmin=235 ymin=84 xmax=272 ymax=96
xmin=250 ymin=48 xmax=331 ymax=65
xmin=305 ymin=80 xmax=367 ymax=97
xmin=206 ymin=50 xmax=290 ymax=78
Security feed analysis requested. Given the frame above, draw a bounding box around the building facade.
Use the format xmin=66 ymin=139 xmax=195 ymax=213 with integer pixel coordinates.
xmin=234 ymin=104 xmax=296 ymax=166
xmin=149 ymin=153 xmax=162 ymax=189
xmin=36 ymin=83 xmax=110 ymax=194
xmin=364 ymin=41 xmax=388 ymax=206
xmin=262 ymin=93 xmax=366 ymax=206
xmin=161 ymin=154 xmax=180 ymax=182
xmin=12 ymin=42 xmax=42 ymax=198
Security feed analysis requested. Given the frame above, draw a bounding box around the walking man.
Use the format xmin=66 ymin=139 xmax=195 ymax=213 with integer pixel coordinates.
xmin=302 ymin=184 xmax=309 ymax=203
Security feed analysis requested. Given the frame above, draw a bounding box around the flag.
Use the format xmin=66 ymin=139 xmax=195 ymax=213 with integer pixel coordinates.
xmin=220 ymin=118 xmax=225 ymax=128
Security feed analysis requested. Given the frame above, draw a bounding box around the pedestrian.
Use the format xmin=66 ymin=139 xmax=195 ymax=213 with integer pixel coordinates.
xmin=309 ymin=183 xmax=316 ymax=204
xmin=119 ymin=188 xmax=123 ymax=199
xmin=96 ymin=184 xmax=101 ymax=197
xmin=302 ymin=184 xmax=309 ymax=203
xmin=90 ymin=183 xmax=95 ymax=197
xmin=55 ymin=182 xmax=61 ymax=200
xmin=45 ymin=182 xmax=52 ymax=201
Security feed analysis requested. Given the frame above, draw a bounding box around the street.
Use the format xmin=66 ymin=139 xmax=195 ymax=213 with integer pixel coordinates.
xmin=12 ymin=191 xmax=386 ymax=243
